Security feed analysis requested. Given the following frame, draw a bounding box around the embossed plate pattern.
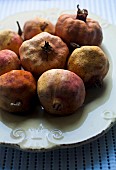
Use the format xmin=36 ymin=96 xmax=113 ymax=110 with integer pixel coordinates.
xmin=0 ymin=9 xmax=116 ymax=151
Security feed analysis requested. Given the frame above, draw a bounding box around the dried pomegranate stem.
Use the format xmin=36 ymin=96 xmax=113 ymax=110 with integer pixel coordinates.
xmin=41 ymin=41 xmax=52 ymax=59
xmin=70 ymin=42 xmax=81 ymax=49
xmin=76 ymin=4 xmax=88 ymax=22
xmin=41 ymin=41 xmax=52 ymax=52
xmin=16 ymin=21 xmax=23 ymax=36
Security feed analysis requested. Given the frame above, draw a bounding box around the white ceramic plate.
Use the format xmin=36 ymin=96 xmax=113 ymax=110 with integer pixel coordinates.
xmin=0 ymin=9 xmax=116 ymax=152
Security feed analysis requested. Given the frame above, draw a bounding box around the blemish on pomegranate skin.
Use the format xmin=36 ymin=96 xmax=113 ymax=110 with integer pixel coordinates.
xmin=10 ymin=100 xmax=22 ymax=107
xmin=7 ymin=42 xmax=10 ymax=46
xmin=24 ymin=74 xmax=30 ymax=79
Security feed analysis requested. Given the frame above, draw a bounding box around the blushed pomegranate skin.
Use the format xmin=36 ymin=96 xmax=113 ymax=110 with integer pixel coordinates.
xmin=0 ymin=49 xmax=21 ymax=76
xmin=55 ymin=13 xmax=103 ymax=46
xmin=19 ymin=32 xmax=69 ymax=78
xmin=23 ymin=17 xmax=55 ymax=40
xmin=37 ymin=69 xmax=85 ymax=116
xmin=0 ymin=30 xmax=23 ymax=55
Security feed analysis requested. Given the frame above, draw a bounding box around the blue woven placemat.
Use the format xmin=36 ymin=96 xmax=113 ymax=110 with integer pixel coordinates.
xmin=0 ymin=124 xmax=116 ymax=170
xmin=0 ymin=0 xmax=116 ymax=25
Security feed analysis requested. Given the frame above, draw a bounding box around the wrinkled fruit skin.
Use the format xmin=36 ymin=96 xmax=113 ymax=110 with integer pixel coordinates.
xmin=67 ymin=46 xmax=109 ymax=86
xmin=0 ymin=49 xmax=21 ymax=76
xmin=23 ymin=17 xmax=55 ymax=40
xmin=0 ymin=30 xmax=23 ymax=55
xmin=19 ymin=32 xmax=69 ymax=78
xmin=0 ymin=70 xmax=37 ymax=113
xmin=55 ymin=14 xmax=103 ymax=46
xmin=37 ymin=69 xmax=85 ymax=116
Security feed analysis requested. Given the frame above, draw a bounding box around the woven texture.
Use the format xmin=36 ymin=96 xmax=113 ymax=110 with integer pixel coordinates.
xmin=0 ymin=125 xmax=116 ymax=170
xmin=0 ymin=0 xmax=116 ymax=169
xmin=0 ymin=0 xmax=116 ymax=25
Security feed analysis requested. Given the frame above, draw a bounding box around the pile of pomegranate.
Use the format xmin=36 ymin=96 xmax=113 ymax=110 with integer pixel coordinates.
xmin=0 ymin=5 xmax=109 ymax=116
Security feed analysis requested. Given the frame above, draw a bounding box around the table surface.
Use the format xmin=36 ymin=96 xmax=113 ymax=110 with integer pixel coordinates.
xmin=0 ymin=0 xmax=116 ymax=170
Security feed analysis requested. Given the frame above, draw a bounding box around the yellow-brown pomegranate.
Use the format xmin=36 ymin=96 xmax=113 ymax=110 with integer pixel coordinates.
xmin=67 ymin=46 xmax=109 ymax=87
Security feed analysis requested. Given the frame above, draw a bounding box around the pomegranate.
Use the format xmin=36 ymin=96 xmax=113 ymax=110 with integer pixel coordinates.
xmin=37 ymin=69 xmax=85 ymax=116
